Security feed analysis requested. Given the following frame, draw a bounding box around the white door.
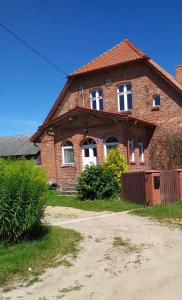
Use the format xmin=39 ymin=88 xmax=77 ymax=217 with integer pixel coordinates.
xmin=82 ymin=139 xmax=97 ymax=170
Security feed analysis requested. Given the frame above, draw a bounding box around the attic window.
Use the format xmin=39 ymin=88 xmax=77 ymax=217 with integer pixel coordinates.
xmin=153 ymin=95 xmax=160 ymax=107
xmin=90 ymin=89 xmax=104 ymax=111
xmin=117 ymin=83 xmax=132 ymax=112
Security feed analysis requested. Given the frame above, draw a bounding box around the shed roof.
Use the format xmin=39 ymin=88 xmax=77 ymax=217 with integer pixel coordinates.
xmin=0 ymin=135 xmax=39 ymax=157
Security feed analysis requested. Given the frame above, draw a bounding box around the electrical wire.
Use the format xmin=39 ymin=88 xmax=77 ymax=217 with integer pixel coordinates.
xmin=0 ymin=22 xmax=67 ymax=76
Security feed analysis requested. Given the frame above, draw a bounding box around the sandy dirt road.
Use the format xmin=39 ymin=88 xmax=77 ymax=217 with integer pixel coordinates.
xmin=2 ymin=206 xmax=182 ymax=300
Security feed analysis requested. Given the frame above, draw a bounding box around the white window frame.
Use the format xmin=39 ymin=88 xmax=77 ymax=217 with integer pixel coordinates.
xmin=138 ymin=142 xmax=144 ymax=163
xmin=117 ymin=83 xmax=132 ymax=112
xmin=128 ymin=140 xmax=135 ymax=163
xmin=90 ymin=89 xmax=103 ymax=111
xmin=62 ymin=141 xmax=74 ymax=165
xmin=104 ymin=137 xmax=118 ymax=156
xmin=153 ymin=95 xmax=160 ymax=107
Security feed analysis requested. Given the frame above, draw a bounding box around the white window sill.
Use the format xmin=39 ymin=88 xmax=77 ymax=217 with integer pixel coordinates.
xmin=119 ymin=110 xmax=132 ymax=114
xmin=130 ymin=161 xmax=136 ymax=165
xmin=61 ymin=163 xmax=75 ymax=167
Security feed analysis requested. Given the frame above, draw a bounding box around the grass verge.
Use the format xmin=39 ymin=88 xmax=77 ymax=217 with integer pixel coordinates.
xmin=131 ymin=201 xmax=182 ymax=227
xmin=0 ymin=226 xmax=82 ymax=288
xmin=46 ymin=190 xmax=141 ymax=212
xmin=131 ymin=201 xmax=182 ymax=219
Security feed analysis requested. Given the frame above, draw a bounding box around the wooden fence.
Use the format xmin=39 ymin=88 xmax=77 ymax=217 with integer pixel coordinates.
xmin=122 ymin=170 xmax=182 ymax=205
xmin=160 ymin=170 xmax=178 ymax=204
xmin=122 ymin=172 xmax=146 ymax=205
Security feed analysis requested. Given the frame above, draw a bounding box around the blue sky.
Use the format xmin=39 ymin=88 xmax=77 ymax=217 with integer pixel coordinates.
xmin=0 ymin=0 xmax=182 ymax=136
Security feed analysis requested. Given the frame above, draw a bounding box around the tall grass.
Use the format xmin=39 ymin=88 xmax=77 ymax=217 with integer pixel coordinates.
xmin=0 ymin=158 xmax=48 ymax=244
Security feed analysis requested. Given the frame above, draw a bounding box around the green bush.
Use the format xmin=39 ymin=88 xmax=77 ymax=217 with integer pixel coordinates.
xmin=104 ymin=147 xmax=128 ymax=186
xmin=76 ymin=164 xmax=118 ymax=200
xmin=0 ymin=158 xmax=48 ymax=244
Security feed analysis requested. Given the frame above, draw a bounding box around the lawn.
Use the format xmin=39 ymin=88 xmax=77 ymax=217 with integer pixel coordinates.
xmin=131 ymin=201 xmax=182 ymax=222
xmin=0 ymin=226 xmax=82 ymax=288
xmin=46 ymin=190 xmax=142 ymax=212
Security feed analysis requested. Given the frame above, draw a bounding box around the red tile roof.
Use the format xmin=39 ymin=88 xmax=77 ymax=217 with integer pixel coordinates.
xmin=69 ymin=39 xmax=149 ymax=77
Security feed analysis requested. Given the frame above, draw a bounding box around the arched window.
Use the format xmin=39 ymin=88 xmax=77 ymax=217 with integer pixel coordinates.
xmin=104 ymin=137 xmax=118 ymax=156
xmin=62 ymin=141 xmax=74 ymax=164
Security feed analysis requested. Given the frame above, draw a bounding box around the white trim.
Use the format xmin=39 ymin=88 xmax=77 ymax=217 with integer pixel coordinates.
xmin=104 ymin=142 xmax=118 ymax=156
xmin=62 ymin=142 xmax=74 ymax=165
xmin=82 ymin=139 xmax=97 ymax=170
xmin=117 ymin=83 xmax=132 ymax=112
xmin=90 ymin=89 xmax=103 ymax=110
xmin=128 ymin=140 xmax=135 ymax=163
xmin=153 ymin=95 xmax=160 ymax=107
xmin=138 ymin=142 xmax=144 ymax=163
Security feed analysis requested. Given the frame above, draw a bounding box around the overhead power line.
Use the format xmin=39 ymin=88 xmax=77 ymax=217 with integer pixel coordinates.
xmin=0 ymin=22 xmax=67 ymax=76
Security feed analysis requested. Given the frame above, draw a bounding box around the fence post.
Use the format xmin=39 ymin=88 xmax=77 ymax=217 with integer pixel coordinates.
xmin=176 ymin=169 xmax=182 ymax=200
xmin=145 ymin=170 xmax=161 ymax=205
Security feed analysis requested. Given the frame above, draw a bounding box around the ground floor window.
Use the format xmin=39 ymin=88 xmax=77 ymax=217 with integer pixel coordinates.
xmin=104 ymin=136 xmax=118 ymax=156
xmin=139 ymin=142 xmax=144 ymax=163
xmin=62 ymin=141 xmax=74 ymax=164
xmin=128 ymin=140 xmax=135 ymax=163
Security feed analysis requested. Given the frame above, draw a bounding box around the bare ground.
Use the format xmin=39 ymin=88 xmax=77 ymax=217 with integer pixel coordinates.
xmin=2 ymin=206 xmax=182 ymax=300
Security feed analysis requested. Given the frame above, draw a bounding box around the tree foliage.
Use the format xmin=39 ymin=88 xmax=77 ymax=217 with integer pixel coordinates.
xmin=150 ymin=129 xmax=182 ymax=169
xmin=104 ymin=147 xmax=128 ymax=185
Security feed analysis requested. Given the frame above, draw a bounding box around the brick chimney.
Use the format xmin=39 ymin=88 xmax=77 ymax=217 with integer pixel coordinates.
xmin=176 ymin=65 xmax=182 ymax=84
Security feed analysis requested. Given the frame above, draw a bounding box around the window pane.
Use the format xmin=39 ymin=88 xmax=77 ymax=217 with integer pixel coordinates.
xmin=154 ymin=95 xmax=160 ymax=106
xmin=64 ymin=148 xmax=74 ymax=163
xmin=118 ymin=85 xmax=124 ymax=93
xmin=126 ymin=83 xmax=132 ymax=91
xmin=129 ymin=141 xmax=135 ymax=162
xmin=127 ymin=93 xmax=132 ymax=110
xmin=92 ymin=99 xmax=97 ymax=109
xmin=106 ymin=137 xmax=118 ymax=143
xmin=84 ymin=148 xmax=89 ymax=157
xmin=63 ymin=140 xmax=72 ymax=147
xmin=93 ymin=147 xmax=97 ymax=157
xmin=98 ymin=89 xmax=102 ymax=97
xmin=83 ymin=138 xmax=96 ymax=146
xmin=91 ymin=90 xmax=96 ymax=98
xmin=106 ymin=144 xmax=117 ymax=155
xmin=119 ymin=95 xmax=125 ymax=111
xmin=99 ymin=99 xmax=104 ymax=110
xmin=139 ymin=143 xmax=144 ymax=162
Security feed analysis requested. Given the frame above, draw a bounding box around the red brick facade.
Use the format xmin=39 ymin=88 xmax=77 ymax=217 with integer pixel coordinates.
xmin=31 ymin=40 xmax=182 ymax=188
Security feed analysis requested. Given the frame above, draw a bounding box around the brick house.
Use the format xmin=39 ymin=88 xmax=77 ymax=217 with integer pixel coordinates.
xmin=31 ymin=39 xmax=182 ymax=189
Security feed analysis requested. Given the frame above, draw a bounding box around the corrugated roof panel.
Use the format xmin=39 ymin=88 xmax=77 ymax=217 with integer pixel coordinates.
xmin=0 ymin=135 xmax=39 ymax=157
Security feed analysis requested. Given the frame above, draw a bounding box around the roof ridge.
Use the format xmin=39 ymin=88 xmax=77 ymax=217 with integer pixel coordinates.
xmin=70 ymin=40 xmax=126 ymax=75
xmin=124 ymin=39 xmax=149 ymax=59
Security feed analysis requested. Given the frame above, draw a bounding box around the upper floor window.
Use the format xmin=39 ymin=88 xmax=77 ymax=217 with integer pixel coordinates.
xmin=117 ymin=83 xmax=132 ymax=112
xmin=62 ymin=141 xmax=74 ymax=164
xmin=153 ymin=95 xmax=160 ymax=107
xmin=104 ymin=136 xmax=118 ymax=156
xmin=138 ymin=142 xmax=144 ymax=163
xmin=90 ymin=89 xmax=103 ymax=111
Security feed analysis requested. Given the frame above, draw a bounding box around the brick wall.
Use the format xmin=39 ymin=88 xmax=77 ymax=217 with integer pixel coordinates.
xmin=40 ymin=61 xmax=182 ymax=186
xmin=40 ymin=113 xmax=153 ymax=187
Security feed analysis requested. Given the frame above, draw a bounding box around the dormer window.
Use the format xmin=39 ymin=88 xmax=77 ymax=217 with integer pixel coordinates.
xmin=153 ymin=95 xmax=160 ymax=107
xmin=90 ymin=89 xmax=103 ymax=111
xmin=117 ymin=83 xmax=132 ymax=112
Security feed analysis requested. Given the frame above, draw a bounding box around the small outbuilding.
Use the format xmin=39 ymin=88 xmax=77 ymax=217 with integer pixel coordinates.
xmin=0 ymin=135 xmax=40 ymax=164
